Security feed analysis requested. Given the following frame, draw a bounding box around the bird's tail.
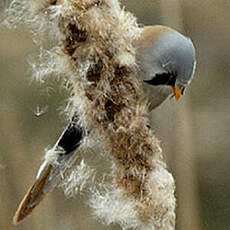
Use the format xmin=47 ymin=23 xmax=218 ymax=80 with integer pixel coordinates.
xmin=13 ymin=163 xmax=58 ymax=224
xmin=13 ymin=114 xmax=84 ymax=224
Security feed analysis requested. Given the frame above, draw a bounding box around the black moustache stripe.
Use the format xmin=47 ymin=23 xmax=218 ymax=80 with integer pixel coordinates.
xmin=144 ymin=72 xmax=176 ymax=86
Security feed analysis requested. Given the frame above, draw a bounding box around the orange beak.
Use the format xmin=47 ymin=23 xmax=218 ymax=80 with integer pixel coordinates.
xmin=172 ymin=86 xmax=183 ymax=101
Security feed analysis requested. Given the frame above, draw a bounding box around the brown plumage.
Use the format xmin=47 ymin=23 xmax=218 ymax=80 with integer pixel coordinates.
xmin=13 ymin=164 xmax=53 ymax=224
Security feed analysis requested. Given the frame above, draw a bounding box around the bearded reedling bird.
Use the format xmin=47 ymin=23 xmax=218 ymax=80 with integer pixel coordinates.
xmin=136 ymin=25 xmax=196 ymax=110
xmin=13 ymin=25 xmax=196 ymax=224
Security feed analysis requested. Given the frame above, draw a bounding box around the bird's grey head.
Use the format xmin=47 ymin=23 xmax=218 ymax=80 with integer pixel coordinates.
xmin=142 ymin=27 xmax=196 ymax=100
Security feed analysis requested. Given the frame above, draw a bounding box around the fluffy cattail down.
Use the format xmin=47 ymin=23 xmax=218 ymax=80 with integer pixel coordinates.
xmin=4 ymin=0 xmax=176 ymax=229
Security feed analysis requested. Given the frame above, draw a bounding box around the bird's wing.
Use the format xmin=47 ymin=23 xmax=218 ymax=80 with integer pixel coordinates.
xmin=13 ymin=115 xmax=84 ymax=224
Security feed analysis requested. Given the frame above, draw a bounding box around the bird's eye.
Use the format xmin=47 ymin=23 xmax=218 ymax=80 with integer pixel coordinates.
xmin=144 ymin=72 xmax=176 ymax=86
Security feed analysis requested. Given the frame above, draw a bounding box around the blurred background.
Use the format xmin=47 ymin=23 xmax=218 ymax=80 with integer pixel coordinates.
xmin=0 ymin=0 xmax=229 ymax=230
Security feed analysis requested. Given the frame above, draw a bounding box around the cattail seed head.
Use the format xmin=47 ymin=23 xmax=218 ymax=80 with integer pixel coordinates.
xmin=4 ymin=0 xmax=176 ymax=229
